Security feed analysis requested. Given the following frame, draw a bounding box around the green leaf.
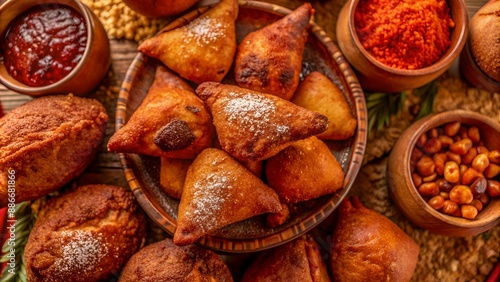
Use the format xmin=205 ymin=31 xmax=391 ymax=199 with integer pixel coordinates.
xmin=414 ymin=80 xmax=438 ymax=120
xmin=366 ymin=91 xmax=407 ymax=136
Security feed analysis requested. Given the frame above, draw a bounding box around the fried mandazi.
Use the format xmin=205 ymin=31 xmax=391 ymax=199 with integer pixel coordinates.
xmin=241 ymin=235 xmax=331 ymax=282
xmin=0 ymin=95 xmax=108 ymax=207
xmin=196 ymin=82 xmax=328 ymax=162
xmin=108 ymin=66 xmax=214 ymax=159
xmin=265 ymin=136 xmax=344 ymax=203
xmin=330 ymin=197 xmax=419 ymax=282
xmin=138 ymin=0 xmax=238 ymax=84
xmin=119 ymin=238 xmax=233 ymax=282
xmin=234 ymin=3 xmax=313 ymax=100
xmin=159 ymin=157 xmax=192 ymax=199
xmin=174 ymin=148 xmax=282 ymax=246
xmin=293 ymin=71 xmax=357 ymax=140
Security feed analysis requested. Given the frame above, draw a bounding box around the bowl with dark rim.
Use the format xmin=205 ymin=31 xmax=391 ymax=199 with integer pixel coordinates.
xmin=115 ymin=0 xmax=367 ymax=253
xmin=0 ymin=0 xmax=110 ymax=97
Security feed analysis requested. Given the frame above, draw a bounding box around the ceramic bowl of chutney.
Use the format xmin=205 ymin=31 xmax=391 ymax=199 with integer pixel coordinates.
xmin=336 ymin=0 xmax=468 ymax=93
xmin=387 ymin=110 xmax=500 ymax=237
xmin=0 ymin=0 xmax=110 ymax=96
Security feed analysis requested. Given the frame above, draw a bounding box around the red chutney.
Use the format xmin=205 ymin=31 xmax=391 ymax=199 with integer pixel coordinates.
xmin=355 ymin=0 xmax=455 ymax=70
xmin=1 ymin=5 xmax=87 ymax=87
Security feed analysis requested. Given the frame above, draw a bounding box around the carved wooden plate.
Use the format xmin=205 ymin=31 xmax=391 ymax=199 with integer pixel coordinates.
xmin=115 ymin=0 xmax=367 ymax=253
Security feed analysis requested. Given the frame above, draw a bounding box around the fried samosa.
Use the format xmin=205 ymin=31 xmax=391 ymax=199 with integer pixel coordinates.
xmin=174 ymin=148 xmax=282 ymax=246
xmin=196 ymin=82 xmax=328 ymax=162
xmin=138 ymin=0 xmax=238 ymax=84
xmin=234 ymin=3 xmax=314 ymax=100
xmin=330 ymin=197 xmax=419 ymax=282
xmin=108 ymin=66 xmax=214 ymax=159
xmin=241 ymin=235 xmax=331 ymax=282
xmin=159 ymin=157 xmax=192 ymax=199
xmin=265 ymin=136 xmax=344 ymax=203
xmin=293 ymin=71 xmax=357 ymax=140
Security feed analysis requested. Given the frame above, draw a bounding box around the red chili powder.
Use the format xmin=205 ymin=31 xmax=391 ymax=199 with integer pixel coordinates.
xmin=355 ymin=0 xmax=455 ymax=70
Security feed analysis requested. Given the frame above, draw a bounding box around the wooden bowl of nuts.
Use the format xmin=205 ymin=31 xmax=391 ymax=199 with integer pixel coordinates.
xmin=387 ymin=110 xmax=500 ymax=237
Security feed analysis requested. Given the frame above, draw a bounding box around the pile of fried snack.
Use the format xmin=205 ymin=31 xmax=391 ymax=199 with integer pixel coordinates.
xmin=0 ymin=0 xmax=422 ymax=281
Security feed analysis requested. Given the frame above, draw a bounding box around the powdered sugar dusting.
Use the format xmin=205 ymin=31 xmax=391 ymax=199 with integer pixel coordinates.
xmin=182 ymin=16 xmax=225 ymax=46
xmin=223 ymin=92 xmax=289 ymax=138
xmin=53 ymin=230 xmax=108 ymax=276
xmin=188 ymin=172 xmax=233 ymax=233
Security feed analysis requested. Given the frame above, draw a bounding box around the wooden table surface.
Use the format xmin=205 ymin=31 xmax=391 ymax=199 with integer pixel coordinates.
xmin=1 ymin=0 xmax=498 ymax=281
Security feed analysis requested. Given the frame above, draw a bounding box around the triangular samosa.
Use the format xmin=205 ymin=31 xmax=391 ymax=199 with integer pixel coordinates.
xmin=234 ymin=3 xmax=314 ymax=100
xmin=241 ymin=235 xmax=331 ymax=282
xmin=196 ymin=82 xmax=328 ymax=162
xmin=173 ymin=148 xmax=282 ymax=246
xmin=108 ymin=66 xmax=214 ymax=159
xmin=138 ymin=0 xmax=238 ymax=84
xmin=293 ymin=71 xmax=357 ymax=140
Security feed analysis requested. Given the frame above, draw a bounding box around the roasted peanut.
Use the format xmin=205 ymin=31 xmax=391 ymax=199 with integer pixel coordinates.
xmin=467 ymin=126 xmax=480 ymax=143
xmin=428 ymin=195 xmax=445 ymax=210
xmin=444 ymin=161 xmax=460 ymax=183
xmin=446 ymin=151 xmax=461 ymax=164
xmin=486 ymin=180 xmax=500 ymax=197
xmin=461 ymin=167 xmax=478 ymax=185
xmin=429 ymin=128 xmax=439 ymax=138
xmin=470 ymin=199 xmax=483 ymax=213
xmin=416 ymin=133 xmax=427 ymax=147
xmin=461 ymin=147 xmax=477 ymax=165
xmin=436 ymin=178 xmax=454 ymax=192
xmin=438 ymin=135 xmax=454 ymax=148
xmin=484 ymin=163 xmax=500 ymax=178
xmin=442 ymin=200 xmax=459 ymax=215
xmin=424 ymin=137 xmax=442 ymax=154
xmin=423 ymin=173 xmax=437 ymax=182
xmin=449 ymin=185 xmax=473 ymax=204
xmin=444 ymin=121 xmax=461 ymax=137
xmin=478 ymin=193 xmax=490 ymax=206
xmin=418 ymin=182 xmax=440 ymax=197
xmin=433 ymin=153 xmax=447 ymax=175
xmin=411 ymin=147 xmax=424 ymax=168
xmin=470 ymin=177 xmax=487 ymax=198
xmin=461 ymin=205 xmax=478 ymax=219
xmin=472 ymin=153 xmax=490 ymax=172
xmin=489 ymin=150 xmax=500 ymax=164
xmin=476 ymin=146 xmax=490 ymax=155
xmin=450 ymin=138 xmax=473 ymax=155
xmin=412 ymin=173 xmax=422 ymax=188
xmin=439 ymin=191 xmax=450 ymax=199
xmin=417 ymin=156 xmax=435 ymax=177
xmin=459 ymin=126 xmax=469 ymax=139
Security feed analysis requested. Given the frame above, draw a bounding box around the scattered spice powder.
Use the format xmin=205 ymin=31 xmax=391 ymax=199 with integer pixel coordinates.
xmin=355 ymin=0 xmax=455 ymax=70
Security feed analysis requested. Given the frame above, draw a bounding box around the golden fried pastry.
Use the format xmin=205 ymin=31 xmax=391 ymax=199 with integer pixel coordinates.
xmin=241 ymin=235 xmax=331 ymax=282
xmin=25 ymin=185 xmax=146 ymax=282
xmin=108 ymin=66 xmax=214 ymax=159
xmin=196 ymin=82 xmax=328 ymax=162
xmin=265 ymin=136 xmax=344 ymax=203
xmin=119 ymin=238 xmax=233 ymax=282
xmin=330 ymin=197 xmax=419 ymax=282
xmin=0 ymin=95 xmax=108 ymax=207
xmin=266 ymin=202 xmax=290 ymax=228
xmin=159 ymin=157 xmax=192 ymax=199
xmin=123 ymin=0 xmax=200 ymax=18
xmin=234 ymin=3 xmax=313 ymax=100
xmin=214 ymin=136 xmax=263 ymax=177
xmin=138 ymin=0 xmax=238 ymax=84
xmin=174 ymin=148 xmax=282 ymax=246
xmin=293 ymin=71 xmax=357 ymax=140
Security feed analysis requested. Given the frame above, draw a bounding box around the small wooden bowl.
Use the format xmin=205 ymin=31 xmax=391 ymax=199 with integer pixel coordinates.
xmin=336 ymin=0 xmax=469 ymax=93
xmin=0 ymin=0 xmax=110 ymax=96
xmin=387 ymin=110 xmax=500 ymax=237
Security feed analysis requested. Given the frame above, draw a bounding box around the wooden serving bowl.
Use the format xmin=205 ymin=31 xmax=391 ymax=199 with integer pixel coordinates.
xmin=116 ymin=1 xmax=367 ymax=252
xmin=336 ymin=0 xmax=469 ymax=93
xmin=387 ymin=110 xmax=500 ymax=237
xmin=0 ymin=0 xmax=110 ymax=96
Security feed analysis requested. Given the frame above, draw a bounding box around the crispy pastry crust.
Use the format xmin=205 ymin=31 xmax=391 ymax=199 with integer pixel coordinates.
xmin=25 ymin=185 xmax=146 ymax=282
xmin=0 ymin=95 xmax=108 ymax=207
